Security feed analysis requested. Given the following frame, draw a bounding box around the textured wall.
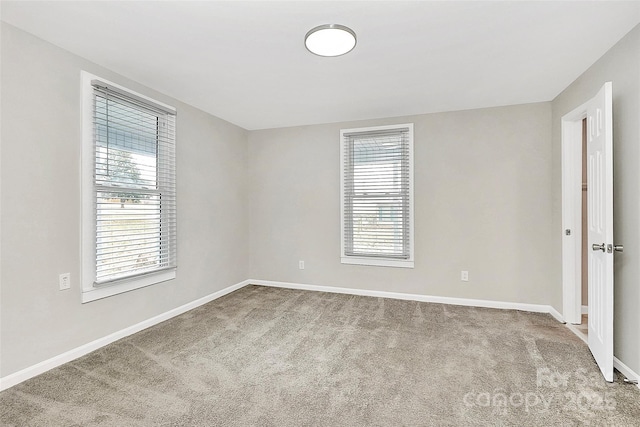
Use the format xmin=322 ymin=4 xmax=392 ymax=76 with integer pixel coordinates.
xmin=0 ymin=23 xmax=249 ymax=377
xmin=248 ymin=103 xmax=555 ymax=305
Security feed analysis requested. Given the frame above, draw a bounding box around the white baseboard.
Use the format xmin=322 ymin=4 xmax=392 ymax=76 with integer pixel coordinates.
xmin=0 ymin=280 xmax=249 ymax=392
xmin=548 ymin=306 xmax=565 ymax=323
xmin=248 ymin=279 xmax=565 ymax=322
xmin=614 ymin=356 xmax=640 ymax=390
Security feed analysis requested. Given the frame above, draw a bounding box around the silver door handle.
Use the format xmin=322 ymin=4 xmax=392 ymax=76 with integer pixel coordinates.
xmin=614 ymin=245 xmax=624 ymax=252
xmin=592 ymin=243 xmax=605 ymax=252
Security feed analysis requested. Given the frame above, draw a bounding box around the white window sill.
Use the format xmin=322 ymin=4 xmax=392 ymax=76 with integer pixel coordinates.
xmin=341 ymin=257 xmax=414 ymax=268
xmin=82 ymin=269 xmax=176 ymax=303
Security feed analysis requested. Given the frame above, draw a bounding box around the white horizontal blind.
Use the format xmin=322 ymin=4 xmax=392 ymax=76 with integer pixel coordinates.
xmin=343 ymin=127 xmax=410 ymax=259
xmin=93 ymin=84 xmax=176 ymax=285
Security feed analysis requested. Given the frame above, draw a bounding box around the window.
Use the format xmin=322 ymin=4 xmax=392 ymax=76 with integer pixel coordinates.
xmin=82 ymin=72 xmax=177 ymax=302
xmin=340 ymin=124 xmax=414 ymax=268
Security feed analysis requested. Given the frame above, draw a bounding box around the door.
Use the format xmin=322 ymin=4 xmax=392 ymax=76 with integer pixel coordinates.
xmin=587 ymin=82 xmax=614 ymax=382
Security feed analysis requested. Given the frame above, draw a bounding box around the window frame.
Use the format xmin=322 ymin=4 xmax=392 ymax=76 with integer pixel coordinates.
xmin=340 ymin=123 xmax=415 ymax=268
xmin=81 ymin=71 xmax=177 ymax=303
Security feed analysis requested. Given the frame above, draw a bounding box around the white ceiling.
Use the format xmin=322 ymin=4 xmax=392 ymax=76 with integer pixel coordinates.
xmin=2 ymin=1 xmax=639 ymax=130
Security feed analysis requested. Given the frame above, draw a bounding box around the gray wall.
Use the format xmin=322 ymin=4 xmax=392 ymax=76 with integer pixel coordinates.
xmin=248 ymin=103 xmax=556 ymax=305
xmin=0 ymin=23 xmax=249 ymax=377
xmin=551 ymin=24 xmax=640 ymax=374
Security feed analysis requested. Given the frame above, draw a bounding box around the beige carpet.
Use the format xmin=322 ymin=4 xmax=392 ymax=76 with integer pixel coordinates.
xmin=1 ymin=285 xmax=639 ymax=426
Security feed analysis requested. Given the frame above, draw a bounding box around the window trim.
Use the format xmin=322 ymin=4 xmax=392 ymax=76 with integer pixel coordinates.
xmin=340 ymin=123 xmax=415 ymax=268
xmin=81 ymin=71 xmax=177 ymax=303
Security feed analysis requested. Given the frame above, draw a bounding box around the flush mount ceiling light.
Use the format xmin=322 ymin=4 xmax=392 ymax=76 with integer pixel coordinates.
xmin=305 ymin=24 xmax=357 ymax=57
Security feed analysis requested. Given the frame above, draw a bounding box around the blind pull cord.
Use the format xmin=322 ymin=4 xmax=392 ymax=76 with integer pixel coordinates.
xmin=105 ymin=93 xmax=110 ymax=177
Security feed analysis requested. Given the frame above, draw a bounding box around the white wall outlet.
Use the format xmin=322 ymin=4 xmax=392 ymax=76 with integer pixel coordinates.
xmin=59 ymin=273 xmax=71 ymax=290
xmin=461 ymin=270 xmax=469 ymax=282
xmin=299 ymin=260 xmax=305 ymax=270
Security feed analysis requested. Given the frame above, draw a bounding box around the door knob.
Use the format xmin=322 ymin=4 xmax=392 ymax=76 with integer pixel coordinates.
xmin=592 ymin=243 xmax=605 ymax=252
xmin=614 ymin=245 xmax=624 ymax=252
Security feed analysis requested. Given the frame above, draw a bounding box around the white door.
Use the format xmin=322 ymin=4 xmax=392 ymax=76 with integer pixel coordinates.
xmin=586 ymin=82 xmax=614 ymax=382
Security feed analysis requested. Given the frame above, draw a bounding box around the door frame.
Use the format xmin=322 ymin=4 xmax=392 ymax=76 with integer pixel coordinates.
xmin=562 ymin=100 xmax=590 ymax=325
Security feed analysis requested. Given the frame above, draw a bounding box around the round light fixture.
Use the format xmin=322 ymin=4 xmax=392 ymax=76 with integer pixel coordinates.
xmin=305 ymin=24 xmax=357 ymax=57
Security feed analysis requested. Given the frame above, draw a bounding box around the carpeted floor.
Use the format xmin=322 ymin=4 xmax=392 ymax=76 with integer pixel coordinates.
xmin=1 ymin=285 xmax=639 ymax=426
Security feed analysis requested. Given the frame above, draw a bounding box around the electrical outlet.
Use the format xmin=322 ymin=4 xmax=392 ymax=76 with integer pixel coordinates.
xmin=461 ymin=270 xmax=469 ymax=282
xmin=59 ymin=273 xmax=71 ymax=290
xmin=299 ymin=260 xmax=305 ymax=270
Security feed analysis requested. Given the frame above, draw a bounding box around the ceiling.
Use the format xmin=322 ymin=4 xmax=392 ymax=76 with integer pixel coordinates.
xmin=2 ymin=1 xmax=639 ymax=130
